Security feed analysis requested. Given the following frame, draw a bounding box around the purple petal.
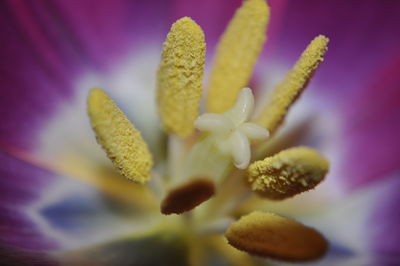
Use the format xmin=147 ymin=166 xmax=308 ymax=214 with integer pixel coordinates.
xmin=0 ymin=150 xmax=60 ymax=250
xmin=0 ymin=243 xmax=57 ymax=266
xmin=369 ymin=175 xmax=400 ymax=263
xmin=265 ymin=0 xmax=400 ymax=100
xmin=0 ymin=1 xmax=74 ymax=151
xmin=170 ymin=0 xmax=242 ymax=47
xmin=49 ymin=0 xmax=170 ymax=66
xmin=0 ymin=148 xmax=158 ymax=252
xmin=296 ymin=176 xmax=400 ymax=265
xmin=0 ymin=0 xmax=170 ymax=152
xmin=339 ymin=55 xmax=400 ymax=189
xmin=255 ymin=1 xmax=400 ymax=191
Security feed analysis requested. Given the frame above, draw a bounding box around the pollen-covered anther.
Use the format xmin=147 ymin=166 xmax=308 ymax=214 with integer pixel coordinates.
xmin=161 ymin=177 xmax=215 ymax=215
xmin=157 ymin=17 xmax=206 ymax=137
xmin=225 ymin=212 xmax=328 ymax=261
xmin=247 ymin=147 xmax=329 ymax=199
xmin=87 ymin=89 xmax=153 ymax=184
xmin=207 ymin=0 xmax=270 ymax=113
xmin=256 ymin=35 xmax=329 ymax=134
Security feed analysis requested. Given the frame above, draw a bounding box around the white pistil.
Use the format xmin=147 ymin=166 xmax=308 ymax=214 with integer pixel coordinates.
xmin=194 ymin=113 xmax=234 ymax=134
xmin=230 ymin=131 xmax=251 ymax=169
xmin=239 ymin=122 xmax=270 ymax=140
xmin=195 ymin=88 xmax=269 ymax=169
xmin=224 ymin=87 xmax=255 ymax=125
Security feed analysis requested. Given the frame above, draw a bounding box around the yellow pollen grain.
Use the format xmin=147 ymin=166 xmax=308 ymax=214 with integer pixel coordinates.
xmin=225 ymin=211 xmax=328 ymax=261
xmin=157 ymin=17 xmax=205 ymax=137
xmin=256 ymin=35 xmax=329 ymax=134
xmin=87 ymin=89 xmax=153 ymax=184
xmin=247 ymin=147 xmax=329 ymax=200
xmin=207 ymin=0 xmax=269 ymax=113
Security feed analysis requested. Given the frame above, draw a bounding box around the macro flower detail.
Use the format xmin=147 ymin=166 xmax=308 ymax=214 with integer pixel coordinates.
xmin=225 ymin=212 xmax=328 ymax=261
xmin=88 ymin=88 xmax=153 ymax=183
xmin=195 ymin=87 xmax=269 ymax=169
xmin=157 ymin=17 xmax=205 ymax=137
xmin=3 ymin=0 xmax=399 ymax=265
xmin=256 ymin=35 xmax=329 ymax=135
xmin=207 ymin=0 xmax=269 ymax=113
xmin=87 ymin=0 xmax=330 ymax=262
xmin=248 ymin=147 xmax=329 ymax=200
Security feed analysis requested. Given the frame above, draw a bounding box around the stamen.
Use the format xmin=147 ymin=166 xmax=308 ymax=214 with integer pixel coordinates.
xmin=225 ymin=212 xmax=328 ymax=261
xmin=157 ymin=17 xmax=206 ymax=137
xmin=161 ymin=177 xmax=215 ymax=215
xmin=247 ymin=147 xmax=329 ymax=199
xmin=87 ymin=89 xmax=153 ymax=184
xmin=256 ymin=35 xmax=329 ymax=134
xmin=207 ymin=0 xmax=270 ymax=113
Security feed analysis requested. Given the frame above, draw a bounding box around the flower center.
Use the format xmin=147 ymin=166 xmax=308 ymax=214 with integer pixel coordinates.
xmin=195 ymin=88 xmax=269 ymax=169
xmin=87 ymin=0 xmax=331 ymax=262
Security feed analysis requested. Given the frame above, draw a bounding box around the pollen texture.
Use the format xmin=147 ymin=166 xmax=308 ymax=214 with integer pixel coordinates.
xmin=157 ymin=17 xmax=205 ymax=137
xmin=225 ymin=212 xmax=328 ymax=261
xmin=87 ymin=89 xmax=153 ymax=184
xmin=247 ymin=147 xmax=329 ymax=200
xmin=207 ymin=0 xmax=269 ymax=113
xmin=256 ymin=35 xmax=329 ymax=134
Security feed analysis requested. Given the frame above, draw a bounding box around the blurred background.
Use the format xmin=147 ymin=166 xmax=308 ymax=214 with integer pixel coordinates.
xmin=0 ymin=0 xmax=399 ymax=265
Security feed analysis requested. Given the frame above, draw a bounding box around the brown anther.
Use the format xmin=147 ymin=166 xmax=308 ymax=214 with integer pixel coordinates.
xmin=225 ymin=212 xmax=328 ymax=261
xmin=161 ymin=177 xmax=215 ymax=215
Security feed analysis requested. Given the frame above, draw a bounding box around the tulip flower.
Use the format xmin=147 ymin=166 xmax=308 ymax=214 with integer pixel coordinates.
xmin=1 ymin=0 xmax=399 ymax=265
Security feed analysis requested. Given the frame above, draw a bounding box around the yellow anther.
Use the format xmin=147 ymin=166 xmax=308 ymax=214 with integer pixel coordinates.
xmin=256 ymin=35 xmax=329 ymax=134
xmin=247 ymin=147 xmax=329 ymax=200
xmin=225 ymin=212 xmax=328 ymax=261
xmin=157 ymin=17 xmax=206 ymax=137
xmin=207 ymin=0 xmax=269 ymax=113
xmin=87 ymin=89 xmax=153 ymax=184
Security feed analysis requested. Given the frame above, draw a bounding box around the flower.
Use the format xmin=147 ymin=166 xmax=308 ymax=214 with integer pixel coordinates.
xmin=1 ymin=0 xmax=400 ymax=265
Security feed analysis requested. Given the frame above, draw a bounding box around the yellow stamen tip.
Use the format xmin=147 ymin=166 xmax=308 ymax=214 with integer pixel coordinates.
xmin=207 ymin=0 xmax=270 ymax=113
xmin=256 ymin=35 xmax=329 ymax=134
xmin=87 ymin=89 xmax=153 ymax=184
xmin=157 ymin=17 xmax=206 ymax=137
xmin=247 ymin=147 xmax=329 ymax=200
xmin=225 ymin=212 xmax=328 ymax=261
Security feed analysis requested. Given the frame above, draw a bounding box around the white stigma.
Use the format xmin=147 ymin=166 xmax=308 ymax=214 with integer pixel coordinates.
xmin=195 ymin=88 xmax=269 ymax=169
